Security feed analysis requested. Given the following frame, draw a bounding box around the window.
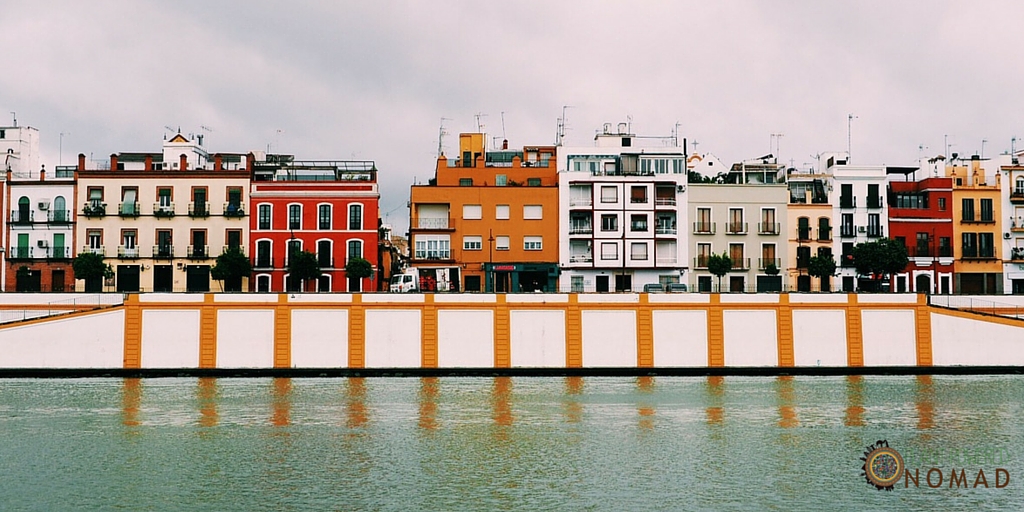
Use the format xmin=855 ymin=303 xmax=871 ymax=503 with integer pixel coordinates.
xmin=962 ymin=233 xmax=977 ymax=257
xmin=347 ymin=240 xmax=363 ymax=261
xmin=496 ymin=175 xmax=507 ymax=186
xmin=939 ymin=237 xmax=952 ymax=257
xmin=868 ymin=213 xmax=881 ymax=236
xmin=523 ymin=205 xmax=542 ymax=220
xmin=459 ymin=178 xmax=473 ymax=186
xmin=527 ymin=178 xmax=541 ymax=187
xmin=287 ymin=240 xmax=302 ymax=263
xmin=761 ymin=243 xmax=776 ymax=268
xmin=496 ymin=205 xmax=509 ymax=220
xmin=157 ymin=187 xmax=172 ymax=207
xmin=979 ymin=233 xmax=994 ymax=258
xmin=414 ymin=235 xmax=450 ymax=260
xmin=840 ymin=183 xmax=853 ymax=207
xmin=349 ymin=204 xmax=362 ymax=230
xmin=88 ymin=187 xmax=104 ymax=205
xmin=672 ymin=158 xmax=684 ymax=174
xmin=495 ymin=236 xmax=510 ymax=251
xmin=257 ymin=275 xmax=271 ymax=292
xmin=463 ymin=204 xmax=482 ymax=220
xmin=728 ymin=208 xmax=744 ymax=233
xmin=962 ymin=198 xmax=975 ymax=221
xmin=256 ymin=240 xmax=272 ymax=267
xmin=463 ymin=236 xmax=483 ymax=250
xmin=938 ymin=197 xmax=946 ymax=211
xmin=761 ymin=208 xmax=776 ymax=234
xmin=729 ymin=244 xmax=744 ymax=268
xmin=601 ymin=186 xmax=618 ymax=203
xmin=121 ymin=188 xmax=138 ymax=215
xmin=226 ymin=230 xmax=242 ymax=249
xmin=601 ymin=214 xmax=618 ymax=232
xmin=915 ymin=232 xmax=929 ymax=256
xmin=288 ymin=204 xmax=301 ymax=229
xmin=601 ymin=242 xmax=618 ymax=260
xmin=317 ymin=240 xmax=332 ymax=267
xmin=696 ymin=243 xmax=711 ymax=267
xmin=696 ymin=208 xmax=712 ymax=232
xmin=88 ymin=230 xmax=102 ymax=250
xmin=797 ymin=246 xmax=811 ymax=269
xmin=980 ymin=198 xmax=993 ymax=222
xmin=227 ymin=188 xmax=242 ymax=210
xmin=524 ymin=236 xmax=542 ymax=250
xmin=630 ymin=186 xmax=648 ymax=204
xmin=630 ymin=214 xmax=648 ymax=232
xmin=258 ymin=204 xmax=271 ymax=230
xmin=122 ymin=230 xmax=137 ymax=249
xmin=817 ymin=217 xmax=831 ymax=241
xmin=631 ymin=243 xmax=648 ymax=260
xmin=319 ymin=204 xmax=332 ymax=230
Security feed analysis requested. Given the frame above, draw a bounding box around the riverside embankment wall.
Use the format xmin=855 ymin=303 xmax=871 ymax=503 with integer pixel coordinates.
xmin=0 ymin=293 xmax=1021 ymax=371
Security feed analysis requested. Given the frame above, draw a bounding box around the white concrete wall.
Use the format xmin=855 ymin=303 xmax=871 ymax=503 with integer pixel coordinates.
xmin=141 ymin=310 xmax=200 ymax=368
xmin=0 ymin=310 xmax=124 ymax=368
xmin=792 ymin=309 xmax=847 ymax=366
xmin=437 ymin=310 xmax=493 ymax=367
xmin=291 ymin=309 xmax=348 ymax=368
xmin=723 ymin=310 xmax=778 ymax=366
xmin=217 ymin=310 xmax=275 ymax=368
xmin=364 ymin=309 xmax=421 ymax=367
xmin=861 ymin=309 xmax=917 ymax=365
xmin=931 ymin=313 xmax=1024 ymax=365
xmin=581 ymin=310 xmax=636 ymax=366
xmin=0 ymin=293 xmax=123 ymax=305
xmin=652 ymin=310 xmax=708 ymax=366
xmin=510 ymin=310 xmax=565 ymax=367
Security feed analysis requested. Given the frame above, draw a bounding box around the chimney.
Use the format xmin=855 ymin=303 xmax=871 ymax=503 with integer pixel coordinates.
xmin=39 ymin=164 xmax=45 ymax=181
xmin=78 ymin=154 xmax=86 ymax=171
xmin=214 ymin=153 xmax=223 ymax=171
xmin=144 ymin=154 xmax=153 ymax=171
xmin=246 ymin=152 xmax=254 ymax=173
xmin=502 ymin=139 xmax=508 ymax=150
xmin=110 ymin=154 xmax=118 ymax=171
xmin=179 ymin=153 xmax=188 ymax=171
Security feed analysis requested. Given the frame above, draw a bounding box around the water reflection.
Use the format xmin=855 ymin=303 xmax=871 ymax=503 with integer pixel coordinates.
xmin=915 ymin=375 xmax=934 ymax=431
xmin=844 ymin=375 xmax=865 ymax=427
xmin=345 ymin=377 xmax=368 ymax=429
xmin=121 ymin=378 xmax=142 ymax=428
xmin=197 ymin=377 xmax=218 ymax=428
xmin=637 ymin=376 xmax=655 ymax=430
xmin=563 ymin=376 xmax=583 ymax=424
xmin=418 ymin=377 xmax=439 ymax=431
xmin=271 ymin=378 xmax=292 ymax=428
xmin=492 ymin=377 xmax=513 ymax=427
xmin=705 ymin=376 xmax=724 ymax=425
xmin=776 ymin=376 xmax=798 ymax=428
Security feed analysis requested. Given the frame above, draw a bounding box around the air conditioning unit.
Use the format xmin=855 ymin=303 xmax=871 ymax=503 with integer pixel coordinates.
xmin=38 ymin=200 xmax=50 ymax=210
xmin=858 ymin=226 xmax=866 ymax=233
xmin=37 ymin=240 xmax=49 ymax=248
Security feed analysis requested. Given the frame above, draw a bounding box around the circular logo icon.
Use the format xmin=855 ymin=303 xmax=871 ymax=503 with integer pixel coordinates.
xmin=861 ymin=440 xmax=904 ymax=491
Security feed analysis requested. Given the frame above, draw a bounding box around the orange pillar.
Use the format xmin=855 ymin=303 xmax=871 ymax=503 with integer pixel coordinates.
xmin=915 ymin=294 xmax=933 ymax=366
xmin=348 ymin=294 xmax=365 ymax=368
xmin=122 ymin=294 xmax=142 ymax=369
xmin=566 ymin=294 xmax=583 ymax=367
xmin=637 ymin=294 xmax=654 ymax=367
xmin=707 ymin=294 xmax=724 ymax=367
xmin=199 ymin=294 xmax=217 ymax=368
xmin=421 ymin=294 xmax=437 ymax=368
xmin=776 ymin=293 xmax=794 ymax=367
xmin=846 ymin=294 xmax=863 ymax=367
xmin=273 ymin=294 xmax=291 ymax=368
xmin=494 ymin=295 xmax=510 ymax=368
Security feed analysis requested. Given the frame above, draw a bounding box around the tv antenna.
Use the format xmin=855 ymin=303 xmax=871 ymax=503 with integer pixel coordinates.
xmin=555 ymin=105 xmax=573 ymax=146
xmin=9 ymin=112 xmax=16 ymax=127
xmin=437 ymin=117 xmax=452 ymax=157
xmin=474 ymin=112 xmax=487 ymax=133
xmin=500 ymin=111 xmax=507 ymax=140
xmin=981 ymin=138 xmax=988 ymax=159
xmin=847 ymin=114 xmax=858 ymax=161
xmin=770 ymin=133 xmax=784 ymax=161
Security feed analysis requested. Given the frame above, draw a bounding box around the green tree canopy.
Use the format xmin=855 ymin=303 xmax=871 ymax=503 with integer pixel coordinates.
xmin=851 ymin=238 xmax=908 ymax=290
xmin=344 ymin=257 xmax=373 ymax=280
xmin=707 ymin=252 xmax=732 ymax=292
xmin=764 ymin=262 xmax=780 ymax=276
xmin=807 ymin=254 xmax=837 ymax=281
xmin=287 ymin=250 xmax=322 ymax=292
xmin=211 ymin=247 xmax=252 ymax=292
xmin=72 ymin=252 xmax=113 ymax=292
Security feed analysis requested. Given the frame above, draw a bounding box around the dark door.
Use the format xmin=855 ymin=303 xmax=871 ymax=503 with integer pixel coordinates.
xmin=1013 ymin=279 xmax=1024 ymax=295
xmin=85 ymin=276 xmax=103 ymax=292
xmin=16 ymin=269 xmax=41 ymax=292
xmin=117 ymin=265 xmax=140 ymax=292
xmin=186 ymin=265 xmax=210 ymax=292
xmin=941 ymin=276 xmax=951 ymax=295
xmin=797 ymin=275 xmax=811 ymax=292
xmin=614 ymin=274 xmax=632 ymax=292
xmin=153 ymin=265 xmax=173 ymax=292
xmin=226 ymin=230 xmax=241 ymax=250
xmin=192 ymin=231 xmax=206 ymax=259
xmin=494 ymin=272 xmax=510 ymax=293
xmin=843 ymin=276 xmax=855 ymax=292
xmin=698 ymin=276 xmax=712 ymax=293
xmin=596 ymin=275 xmax=610 ymax=293
xmin=51 ymin=270 xmax=65 ymax=292
xmin=820 ymin=275 xmax=831 ymax=292
xmin=729 ymin=275 xmax=745 ymax=293
xmin=915 ymin=274 xmax=932 ymax=294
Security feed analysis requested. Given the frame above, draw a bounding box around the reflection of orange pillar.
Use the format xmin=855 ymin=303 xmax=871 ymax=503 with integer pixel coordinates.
xmin=198 ymin=377 xmax=218 ymax=427
xmin=915 ymin=375 xmax=934 ymax=430
xmin=122 ymin=377 xmax=142 ymax=427
xmin=915 ymin=294 xmax=933 ymax=366
xmin=271 ymin=378 xmax=292 ymax=427
xmin=706 ymin=376 xmax=724 ymax=425
xmin=566 ymin=295 xmax=582 ymax=367
xmin=274 ymin=295 xmax=291 ymax=368
xmin=564 ymin=377 xmax=583 ymax=423
xmin=777 ymin=376 xmax=798 ymax=428
xmin=494 ymin=295 xmax=510 ymax=368
xmin=346 ymin=377 xmax=368 ymax=428
xmin=707 ymin=295 xmax=724 ymax=367
xmin=637 ymin=295 xmax=654 ymax=367
xmin=844 ymin=375 xmax=864 ymax=427
xmin=199 ymin=294 xmax=218 ymax=368
xmin=422 ymin=295 xmax=437 ymax=368
xmin=418 ymin=377 xmax=439 ymax=431
xmin=348 ymin=295 xmax=365 ymax=368
xmin=122 ymin=294 xmax=142 ymax=369
xmin=492 ymin=377 xmax=512 ymax=427
xmin=637 ymin=376 xmax=654 ymax=430
xmin=846 ymin=294 xmax=863 ymax=367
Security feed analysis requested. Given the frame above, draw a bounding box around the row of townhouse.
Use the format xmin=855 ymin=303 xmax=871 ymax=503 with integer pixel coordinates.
xmin=0 ymin=124 xmax=380 ymax=293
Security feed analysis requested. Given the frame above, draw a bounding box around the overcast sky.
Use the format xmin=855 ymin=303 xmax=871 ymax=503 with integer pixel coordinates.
xmin=3 ymin=1 xmax=1023 ymax=232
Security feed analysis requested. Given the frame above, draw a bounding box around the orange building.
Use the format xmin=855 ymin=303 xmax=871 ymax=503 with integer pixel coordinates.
xmin=408 ymin=133 xmax=559 ymax=292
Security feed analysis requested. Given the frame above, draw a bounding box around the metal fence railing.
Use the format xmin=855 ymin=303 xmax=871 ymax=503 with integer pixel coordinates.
xmin=0 ymin=294 xmax=122 ymax=325
xmin=928 ymin=295 xmax=1024 ymax=320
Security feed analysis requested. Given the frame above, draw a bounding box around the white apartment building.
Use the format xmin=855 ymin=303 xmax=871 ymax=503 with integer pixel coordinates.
xmin=557 ymin=124 xmax=688 ymax=292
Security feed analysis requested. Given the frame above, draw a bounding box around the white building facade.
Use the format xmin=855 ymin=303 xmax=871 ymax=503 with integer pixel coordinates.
xmin=827 ymin=153 xmax=891 ymax=292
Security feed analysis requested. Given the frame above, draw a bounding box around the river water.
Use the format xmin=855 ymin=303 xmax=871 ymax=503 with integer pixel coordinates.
xmin=0 ymin=376 xmax=1021 ymax=511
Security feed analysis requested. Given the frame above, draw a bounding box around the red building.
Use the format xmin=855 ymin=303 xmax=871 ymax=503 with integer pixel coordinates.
xmin=887 ymin=175 xmax=954 ymax=293
xmin=249 ymin=156 xmax=379 ymax=292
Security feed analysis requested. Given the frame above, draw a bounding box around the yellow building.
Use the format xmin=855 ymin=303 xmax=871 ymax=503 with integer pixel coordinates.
xmin=948 ymin=156 xmax=1002 ymax=293
xmin=786 ymin=169 xmax=833 ymax=291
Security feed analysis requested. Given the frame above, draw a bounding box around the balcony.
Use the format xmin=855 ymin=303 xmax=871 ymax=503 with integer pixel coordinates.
xmin=118 ymin=246 xmax=140 ymax=259
xmin=909 ymin=246 xmax=932 ymax=258
xmin=48 ymin=210 xmax=71 ymax=224
xmin=187 ymin=245 xmax=210 ymax=260
xmin=758 ymin=222 xmax=780 ymax=235
xmin=796 ymin=227 xmax=811 ymax=242
xmin=731 ymin=257 xmax=750 ymax=270
xmin=656 ymin=256 xmax=677 ymax=265
xmin=655 ymin=197 xmax=677 ymax=207
xmin=222 ymin=245 xmax=245 ymax=256
xmin=694 ymin=256 xmax=710 ymax=269
xmin=82 ymin=203 xmax=107 ymax=217
xmin=189 ymin=202 xmax=210 ymax=218
xmin=867 ymin=225 xmax=884 ymax=238
xmin=11 ymin=210 xmax=33 ymax=224
xmin=839 ymin=196 xmax=856 ymax=209
xmin=1011 ymin=217 xmax=1024 ymax=232
xmin=961 ymin=249 xmax=996 ymax=261
xmin=655 ymin=224 xmax=677 ymax=235
xmin=119 ymin=202 xmax=140 ymax=218
xmin=413 ymin=252 xmax=453 ymax=262
xmin=759 ymin=258 xmax=781 ymax=270
xmin=223 ymin=202 xmax=246 ymax=218
xmin=939 ymin=246 xmax=953 ymax=257
xmin=866 ymin=196 xmax=883 ymax=209
xmin=961 ymin=214 xmax=995 ymax=224
xmin=569 ymin=254 xmax=593 ymax=263
xmin=817 ymin=226 xmax=832 ymax=241
xmin=152 ymin=245 xmax=175 ymax=259
xmin=81 ymin=246 xmax=105 ymax=257
xmin=840 ymin=225 xmax=856 ymax=238
xmin=569 ymin=198 xmax=593 ymax=208
xmin=153 ymin=203 xmax=175 ymax=218
xmin=413 ymin=217 xmax=452 ymax=230
xmin=46 ymin=246 xmax=70 ymax=260
xmin=726 ymin=222 xmax=747 ymax=235
xmin=1011 ymin=191 xmax=1024 ymax=204
xmin=693 ymin=222 xmax=715 ymax=235
xmin=9 ymin=246 xmax=32 ymax=260
xmin=569 ymin=223 xmax=593 ymax=235
xmin=1012 ymin=247 xmax=1024 ymax=262
xmin=254 ymin=256 xmax=274 ymax=269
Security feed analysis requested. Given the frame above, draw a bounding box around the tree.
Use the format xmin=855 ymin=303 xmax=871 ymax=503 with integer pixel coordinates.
xmin=851 ymin=238 xmax=908 ymax=292
xmin=344 ymin=257 xmax=373 ymax=292
xmin=807 ymin=254 xmax=837 ymax=292
xmin=211 ymin=247 xmax=252 ymax=292
xmin=72 ymin=252 xmax=113 ymax=292
xmin=287 ymin=250 xmax=322 ymax=292
xmin=707 ymin=252 xmax=733 ymax=292
xmin=764 ymin=262 xmax=780 ymax=276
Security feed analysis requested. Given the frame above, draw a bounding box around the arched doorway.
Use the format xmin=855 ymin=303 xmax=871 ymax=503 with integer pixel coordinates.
xmin=915 ymin=274 xmax=932 ymax=294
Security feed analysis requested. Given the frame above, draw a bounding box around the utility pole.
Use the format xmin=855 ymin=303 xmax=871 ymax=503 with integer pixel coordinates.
xmin=847 ymin=114 xmax=858 ymax=161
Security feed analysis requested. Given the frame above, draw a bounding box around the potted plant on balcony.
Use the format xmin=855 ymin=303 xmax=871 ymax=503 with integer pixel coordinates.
xmin=707 ymin=252 xmax=732 ymax=293
xmin=72 ymin=252 xmax=114 ymax=292
xmin=287 ymin=250 xmax=322 ymax=292
xmin=344 ymin=257 xmax=373 ymax=293
xmin=211 ymin=247 xmax=252 ymax=292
